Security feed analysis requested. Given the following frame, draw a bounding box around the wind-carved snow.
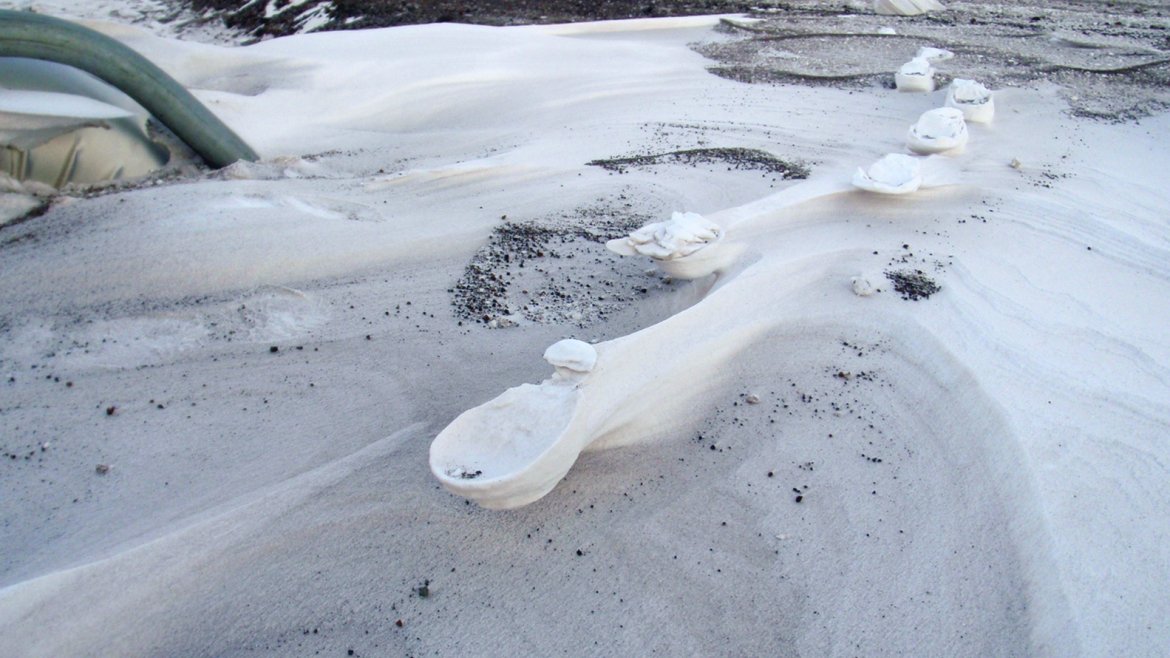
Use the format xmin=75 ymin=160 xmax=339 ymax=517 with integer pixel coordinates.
xmin=0 ymin=7 xmax=1167 ymax=658
xmin=895 ymin=57 xmax=934 ymax=92
xmin=609 ymin=211 xmax=722 ymax=260
xmin=906 ymin=108 xmax=969 ymax=154
xmin=946 ymin=79 xmax=995 ymax=123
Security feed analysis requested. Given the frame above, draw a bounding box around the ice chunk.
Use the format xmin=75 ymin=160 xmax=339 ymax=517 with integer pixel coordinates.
xmin=852 ymin=276 xmax=877 ymax=296
xmin=544 ymin=339 xmax=597 ymax=379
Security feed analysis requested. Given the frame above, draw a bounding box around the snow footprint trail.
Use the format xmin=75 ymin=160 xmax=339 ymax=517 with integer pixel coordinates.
xmin=426 ymin=39 xmax=1003 ymax=510
xmin=425 ymin=173 xmax=866 ymax=510
xmin=425 ymin=37 xmax=1001 ymax=510
xmin=423 ymin=176 xmax=945 ymax=511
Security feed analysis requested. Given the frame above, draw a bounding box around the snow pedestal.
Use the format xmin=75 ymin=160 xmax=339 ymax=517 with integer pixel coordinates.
xmin=946 ymin=79 xmax=995 ymax=123
xmin=853 ymin=153 xmax=923 ymax=194
xmin=606 ymin=211 xmax=741 ymax=279
xmin=907 ymin=107 xmax=968 ymax=155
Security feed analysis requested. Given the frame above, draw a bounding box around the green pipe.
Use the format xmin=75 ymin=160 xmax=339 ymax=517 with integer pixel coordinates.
xmin=0 ymin=9 xmax=259 ymax=168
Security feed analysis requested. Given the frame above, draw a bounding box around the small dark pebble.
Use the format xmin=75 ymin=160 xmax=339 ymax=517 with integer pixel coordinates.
xmin=269 ymin=346 xmax=279 ymax=353
xmin=795 ymin=495 xmax=803 ymax=503
xmin=105 ymin=406 xmax=116 ymax=416
xmin=576 ymin=549 xmax=584 ymax=556
xmin=767 ymin=471 xmax=774 ymax=477
xmin=395 ymin=619 xmax=404 ymax=628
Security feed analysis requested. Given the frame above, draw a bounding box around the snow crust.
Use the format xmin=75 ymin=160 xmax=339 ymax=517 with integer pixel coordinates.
xmin=0 ymin=6 xmax=1167 ymax=658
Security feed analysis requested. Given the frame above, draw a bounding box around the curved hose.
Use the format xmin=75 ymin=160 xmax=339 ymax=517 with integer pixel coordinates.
xmin=0 ymin=9 xmax=259 ymax=168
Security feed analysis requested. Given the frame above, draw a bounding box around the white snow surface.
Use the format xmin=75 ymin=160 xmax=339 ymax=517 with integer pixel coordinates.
xmin=0 ymin=89 xmax=134 ymax=119
xmin=852 ymin=152 xmax=922 ymax=194
xmin=0 ymin=5 xmax=1168 ymax=658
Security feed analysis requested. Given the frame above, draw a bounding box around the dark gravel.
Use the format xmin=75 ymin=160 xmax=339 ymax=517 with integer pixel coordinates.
xmin=697 ymin=0 xmax=1170 ymax=121
xmin=189 ymin=0 xmax=755 ymax=39
xmin=885 ymin=270 xmax=941 ymax=301
xmin=588 ymin=147 xmax=810 ymax=178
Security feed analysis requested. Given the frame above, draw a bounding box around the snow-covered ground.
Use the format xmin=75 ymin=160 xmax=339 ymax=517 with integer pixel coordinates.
xmin=1 ymin=3 xmax=1168 ymax=656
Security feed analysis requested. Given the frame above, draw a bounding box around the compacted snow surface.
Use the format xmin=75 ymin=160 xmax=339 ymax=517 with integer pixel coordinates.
xmin=1 ymin=3 xmax=1168 ymax=656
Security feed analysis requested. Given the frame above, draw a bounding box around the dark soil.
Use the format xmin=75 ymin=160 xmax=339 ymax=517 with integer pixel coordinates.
xmin=450 ymin=197 xmax=657 ymax=328
xmin=884 ymin=270 xmax=941 ymax=301
xmin=188 ymin=0 xmax=755 ymax=39
xmin=698 ymin=0 xmax=1170 ymax=121
xmin=587 ymin=147 xmax=810 ymax=178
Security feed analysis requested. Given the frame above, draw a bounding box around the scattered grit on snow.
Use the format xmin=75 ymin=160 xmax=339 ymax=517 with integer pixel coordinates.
xmin=1 ymin=2 xmax=1169 ymax=657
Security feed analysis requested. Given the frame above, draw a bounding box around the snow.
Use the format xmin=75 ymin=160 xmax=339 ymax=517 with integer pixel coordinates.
xmin=0 ymin=90 xmax=133 ymax=120
xmin=0 ymin=3 xmax=1168 ymax=657
xmin=542 ymin=338 xmax=597 ymax=375
xmin=895 ymin=57 xmax=934 ymax=92
xmin=906 ymin=107 xmax=968 ymax=154
xmin=852 ymin=153 xmax=922 ymax=194
xmin=874 ymin=0 xmax=945 ymax=16
xmin=607 ymin=211 xmax=723 ymax=260
xmin=946 ymin=78 xmax=995 ymax=123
